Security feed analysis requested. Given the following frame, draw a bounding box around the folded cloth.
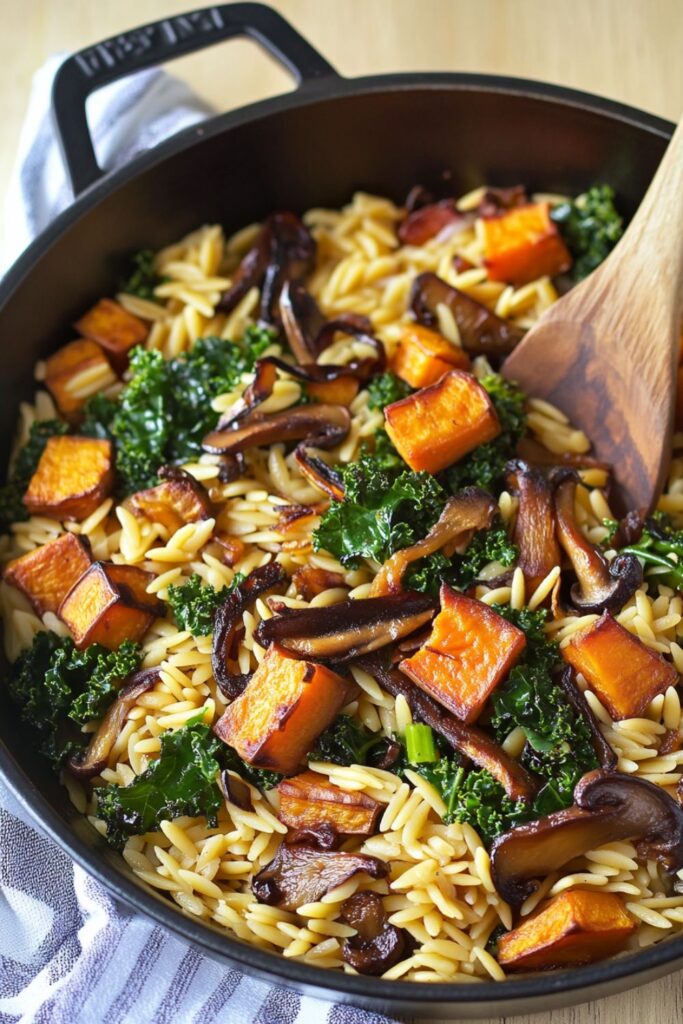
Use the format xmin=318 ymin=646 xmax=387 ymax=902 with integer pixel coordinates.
xmin=0 ymin=59 xmax=402 ymax=1024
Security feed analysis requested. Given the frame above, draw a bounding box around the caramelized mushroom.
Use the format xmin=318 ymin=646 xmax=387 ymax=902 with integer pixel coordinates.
xmin=254 ymin=592 xmax=435 ymax=662
xmin=212 ymin=562 xmax=288 ymax=699
xmin=491 ymin=769 xmax=683 ymax=906
xmin=218 ymin=769 xmax=254 ymax=811
xmin=557 ymin=666 xmax=617 ymax=770
xmin=279 ymin=283 xmax=386 ymax=372
xmin=339 ymin=891 xmax=407 ymax=974
xmin=370 ymin=488 xmax=496 ymax=596
xmin=409 ymin=272 xmax=523 ymax=360
xmin=552 ymin=468 xmax=642 ymax=613
xmin=362 ymin=658 xmax=536 ymax=802
xmin=68 ymin=668 xmax=160 ymax=778
xmin=251 ymin=842 xmax=388 ymax=912
xmin=203 ymin=402 xmax=351 ymax=456
xmin=515 ymin=436 xmax=612 ymax=474
xmin=506 ymin=460 xmax=560 ymax=599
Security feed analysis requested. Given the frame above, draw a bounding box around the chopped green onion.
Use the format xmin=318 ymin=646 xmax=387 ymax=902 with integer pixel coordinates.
xmin=404 ymin=723 xmax=439 ymax=765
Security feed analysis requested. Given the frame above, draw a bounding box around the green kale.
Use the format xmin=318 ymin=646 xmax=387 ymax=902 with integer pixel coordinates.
xmin=405 ymin=525 xmax=517 ymax=596
xmin=366 ymin=372 xmax=412 ymax=411
xmin=311 ymin=715 xmax=396 ymax=767
xmin=445 ymin=375 xmax=526 ymax=494
xmin=80 ymin=393 xmax=118 ymax=439
xmin=221 ymin=749 xmax=282 ymax=792
xmin=96 ymin=721 xmax=223 ymax=848
xmin=416 ymin=761 xmax=530 ymax=845
xmin=551 ymin=184 xmax=624 ymax=281
xmin=491 ymin=606 xmax=598 ymax=813
xmin=313 ymin=449 xmax=446 ymax=566
xmin=82 ymin=326 xmax=276 ymax=495
xmin=166 ymin=572 xmax=245 ymax=636
xmin=371 ymin=428 xmax=406 ymax=473
xmin=120 ymin=249 xmax=163 ymax=301
xmin=0 ymin=419 xmax=69 ymax=532
xmin=600 ymin=517 xmax=620 ymax=549
xmin=7 ymin=632 xmax=141 ymax=764
xmin=621 ymin=512 xmax=683 ymax=591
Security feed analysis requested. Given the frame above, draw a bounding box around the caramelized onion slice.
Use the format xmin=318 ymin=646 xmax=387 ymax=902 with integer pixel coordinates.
xmin=552 ymin=468 xmax=642 ymax=613
xmin=491 ymin=770 xmax=683 ymax=906
xmin=339 ymin=891 xmax=407 ymax=975
xmin=212 ymin=563 xmax=288 ymax=699
xmin=506 ymin=459 xmax=560 ymax=600
xmin=68 ymin=668 xmax=160 ymax=779
xmin=398 ymin=200 xmax=464 ymax=246
xmin=410 ymin=272 xmax=523 ymax=359
xmin=255 ymin=593 xmax=435 ymax=662
xmin=362 ymin=658 xmax=536 ymax=802
xmin=557 ymin=666 xmax=616 ymax=770
xmin=251 ymin=843 xmax=388 ymax=912
xmin=371 ymin=488 xmax=496 ymax=596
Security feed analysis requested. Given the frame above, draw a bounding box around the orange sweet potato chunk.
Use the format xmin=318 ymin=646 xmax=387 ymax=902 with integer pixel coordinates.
xmin=59 ymin=561 xmax=163 ymax=649
xmin=384 ymin=370 xmax=500 ymax=475
xmin=305 ymin=377 xmax=359 ymax=406
xmin=23 ymin=436 xmax=114 ymax=521
xmin=4 ymin=533 xmax=92 ymax=616
xmin=44 ymin=339 xmax=116 ymax=420
xmin=128 ymin=477 xmax=212 ymax=532
xmin=390 ymin=324 xmax=470 ymax=389
xmin=75 ymin=298 xmax=148 ymax=370
xmin=482 ymin=202 xmax=572 ymax=285
xmin=562 ymin=610 xmax=678 ymax=720
xmin=278 ymin=770 xmax=381 ymax=835
xmin=400 ymin=585 xmax=526 ymax=722
xmin=498 ymin=890 xmax=635 ymax=971
xmin=214 ymin=644 xmax=350 ymax=775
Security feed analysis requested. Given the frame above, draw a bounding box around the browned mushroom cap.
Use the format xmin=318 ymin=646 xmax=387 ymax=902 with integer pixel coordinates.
xmin=203 ymin=403 xmax=351 ymax=457
xmin=370 ymin=489 xmax=497 ymax=596
xmin=409 ymin=272 xmax=523 ymax=359
xmin=68 ymin=668 xmax=160 ymax=779
xmin=212 ymin=562 xmax=288 ymax=699
xmin=557 ymin=666 xmax=616 ymax=770
xmin=506 ymin=460 xmax=560 ymax=600
xmin=552 ymin=468 xmax=642 ymax=613
xmin=279 ymin=282 xmax=386 ymax=372
xmin=339 ymin=891 xmax=407 ymax=974
xmin=491 ymin=769 xmax=683 ymax=906
xmin=362 ymin=658 xmax=536 ymax=802
xmin=515 ymin=436 xmax=613 ymax=474
xmin=251 ymin=843 xmax=388 ymax=912
xmin=255 ymin=592 xmax=435 ymax=662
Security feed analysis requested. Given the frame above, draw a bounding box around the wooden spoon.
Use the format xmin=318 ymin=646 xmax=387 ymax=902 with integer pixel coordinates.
xmin=502 ymin=117 xmax=683 ymax=514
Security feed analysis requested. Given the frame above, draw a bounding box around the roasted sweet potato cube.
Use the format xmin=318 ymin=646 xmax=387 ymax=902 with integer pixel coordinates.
xmin=390 ymin=324 xmax=470 ymax=389
xmin=44 ymin=339 xmax=116 ymax=420
xmin=482 ymin=202 xmax=572 ymax=285
xmin=59 ymin=561 xmax=163 ymax=649
xmin=384 ymin=370 xmax=500 ymax=474
xmin=75 ymin=298 xmax=148 ymax=370
xmin=23 ymin=436 xmax=114 ymax=521
xmin=561 ymin=610 xmax=678 ymax=720
xmin=128 ymin=475 xmax=212 ymax=532
xmin=4 ymin=533 xmax=92 ymax=616
xmin=498 ymin=890 xmax=635 ymax=971
xmin=278 ymin=770 xmax=381 ymax=835
xmin=305 ymin=377 xmax=359 ymax=406
xmin=400 ymin=585 xmax=526 ymax=722
xmin=214 ymin=644 xmax=350 ymax=775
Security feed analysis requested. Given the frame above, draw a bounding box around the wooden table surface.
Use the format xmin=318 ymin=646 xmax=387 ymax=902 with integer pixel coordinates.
xmin=3 ymin=1 xmax=683 ymax=1021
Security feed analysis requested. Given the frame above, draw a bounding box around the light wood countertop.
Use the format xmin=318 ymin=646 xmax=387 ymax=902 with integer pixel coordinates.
xmin=2 ymin=2 xmax=683 ymax=1022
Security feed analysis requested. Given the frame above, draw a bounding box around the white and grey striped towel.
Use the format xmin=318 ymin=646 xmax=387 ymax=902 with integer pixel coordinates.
xmin=0 ymin=58 xmax=403 ymax=1024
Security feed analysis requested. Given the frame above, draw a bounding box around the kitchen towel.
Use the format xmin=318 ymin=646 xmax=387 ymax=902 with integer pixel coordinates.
xmin=0 ymin=57 xmax=401 ymax=1024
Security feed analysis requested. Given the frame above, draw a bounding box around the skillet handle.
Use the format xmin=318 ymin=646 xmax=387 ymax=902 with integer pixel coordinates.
xmin=52 ymin=3 xmax=338 ymax=196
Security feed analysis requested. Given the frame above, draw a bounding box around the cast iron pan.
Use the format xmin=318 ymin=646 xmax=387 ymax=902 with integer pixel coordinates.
xmin=0 ymin=4 xmax=679 ymax=1017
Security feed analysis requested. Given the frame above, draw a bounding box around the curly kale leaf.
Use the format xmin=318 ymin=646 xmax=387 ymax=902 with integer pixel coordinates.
xmin=0 ymin=419 xmax=69 ymax=532
xmin=620 ymin=512 xmax=683 ymax=592
xmin=366 ymin=372 xmax=412 ymax=411
xmin=166 ymin=572 xmax=245 ymax=636
xmin=445 ymin=374 xmax=526 ymax=493
xmin=313 ymin=448 xmax=446 ymax=566
xmin=405 ymin=525 xmax=517 ymax=596
xmin=311 ymin=715 xmax=395 ymax=767
xmin=7 ymin=632 xmax=141 ymax=764
xmin=120 ymin=249 xmax=164 ymax=301
xmin=491 ymin=606 xmax=598 ymax=813
xmin=416 ymin=761 xmax=531 ymax=845
xmin=96 ymin=722 xmax=223 ymax=848
xmin=551 ymin=185 xmax=624 ymax=281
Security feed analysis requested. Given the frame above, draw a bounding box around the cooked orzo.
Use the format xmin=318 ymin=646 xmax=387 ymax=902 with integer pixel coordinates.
xmin=4 ymin=182 xmax=683 ymax=981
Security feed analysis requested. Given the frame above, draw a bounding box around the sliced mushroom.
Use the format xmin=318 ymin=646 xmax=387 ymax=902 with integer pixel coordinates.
xmin=212 ymin=562 xmax=288 ymax=699
xmin=552 ymin=468 xmax=642 ymax=613
xmin=285 ymin=824 xmax=344 ymax=850
xmin=506 ymin=460 xmax=560 ymax=599
xmin=68 ymin=668 xmax=160 ymax=778
xmin=362 ymin=658 xmax=536 ymax=802
xmin=216 ymin=224 xmax=271 ymax=314
xmin=254 ymin=592 xmax=435 ymax=662
xmin=557 ymin=666 xmax=617 ymax=770
xmin=515 ymin=436 xmax=612 ymax=474
xmin=409 ymin=272 xmax=523 ymax=360
xmin=370 ymin=488 xmax=496 ymax=596
xmin=279 ymin=283 xmax=386 ymax=373
xmin=251 ymin=842 xmax=388 ymax=912
xmin=339 ymin=891 xmax=407 ymax=975
xmin=610 ymin=509 xmax=646 ymax=548
xmin=218 ymin=769 xmax=254 ymax=811
xmin=491 ymin=769 xmax=683 ymax=906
